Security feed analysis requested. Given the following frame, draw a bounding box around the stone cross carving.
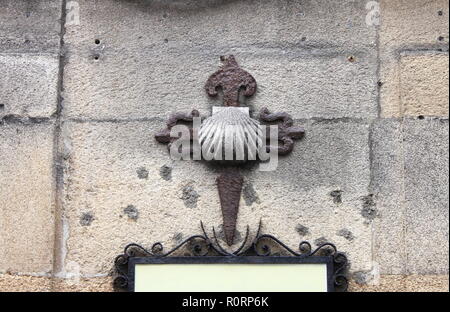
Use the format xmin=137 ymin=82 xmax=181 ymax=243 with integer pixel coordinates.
xmin=155 ymin=55 xmax=304 ymax=246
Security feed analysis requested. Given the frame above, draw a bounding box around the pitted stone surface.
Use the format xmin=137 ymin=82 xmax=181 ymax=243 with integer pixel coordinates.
xmin=372 ymin=118 xmax=449 ymax=275
xmin=63 ymin=0 xmax=377 ymax=120
xmin=245 ymin=119 xmax=373 ymax=272
xmin=61 ymin=119 xmax=376 ymax=274
xmin=379 ymin=0 xmax=449 ymax=117
xmin=371 ymin=119 xmax=407 ymax=274
xmin=0 ymin=0 xmax=62 ymax=53
xmin=0 ymin=0 xmax=448 ymax=291
xmin=380 ymin=0 xmax=448 ymax=48
xmin=65 ymin=0 xmax=376 ymax=52
xmin=0 ymin=54 xmax=59 ymax=119
xmin=62 ymin=121 xmax=225 ymax=275
xmin=350 ymin=274 xmax=449 ymax=292
xmin=0 ymin=123 xmax=55 ymax=274
xmin=399 ymin=53 xmax=449 ymax=117
xmin=403 ymin=118 xmax=449 ymax=274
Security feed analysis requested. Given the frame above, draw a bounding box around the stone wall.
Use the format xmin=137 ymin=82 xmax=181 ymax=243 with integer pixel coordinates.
xmin=0 ymin=0 xmax=448 ymax=292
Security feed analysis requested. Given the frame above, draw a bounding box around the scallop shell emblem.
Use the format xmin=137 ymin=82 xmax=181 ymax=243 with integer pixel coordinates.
xmin=199 ymin=107 xmax=263 ymax=161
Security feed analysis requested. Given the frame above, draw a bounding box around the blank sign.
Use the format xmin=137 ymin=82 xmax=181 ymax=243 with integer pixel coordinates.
xmin=134 ymin=263 xmax=328 ymax=292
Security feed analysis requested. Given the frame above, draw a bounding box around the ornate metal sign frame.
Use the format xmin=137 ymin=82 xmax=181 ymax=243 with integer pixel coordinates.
xmin=114 ymin=223 xmax=348 ymax=292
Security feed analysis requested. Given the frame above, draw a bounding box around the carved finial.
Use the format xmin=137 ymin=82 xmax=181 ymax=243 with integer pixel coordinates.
xmin=205 ymin=55 xmax=257 ymax=107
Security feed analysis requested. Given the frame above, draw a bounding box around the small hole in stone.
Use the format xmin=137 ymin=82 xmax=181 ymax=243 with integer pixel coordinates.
xmin=438 ymin=36 xmax=445 ymax=41
xmin=95 ymin=39 xmax=101 ymax=45
xmin=418 ymin=115 xmax=425 ymax=120
xmin=0 ymin=104 xmax=5 ymax=110
xmin=164 ymin=38 xmax=169 ymax=43
xmin=348 ymin=55 xmax=356 ymax=63
xmin=438 ymin=10 xmax=444 ymax=16
xmin=94 ymin=54 xmax=100 ymax=60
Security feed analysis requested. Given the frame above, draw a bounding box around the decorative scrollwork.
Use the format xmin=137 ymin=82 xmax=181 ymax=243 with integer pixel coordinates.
xmin=113 ymin=221 xmax=348 ymax=292
xmin=259 ymin=107 xmax=305 ymax=156
xmin=154 ymin=109 xmax=201 ymax=151
xmin=333 ymin=252 xmax=349 ymax=292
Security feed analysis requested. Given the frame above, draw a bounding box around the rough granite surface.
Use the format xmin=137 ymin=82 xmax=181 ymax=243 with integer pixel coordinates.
xmin=0 ymin=0 xmax=448 ymax=292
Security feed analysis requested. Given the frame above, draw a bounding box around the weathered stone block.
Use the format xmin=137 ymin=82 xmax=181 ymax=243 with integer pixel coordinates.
xmin=379 ymin=0 xmax=449 ymax=117
xmin=400 ymin=52 xmax=449 ymax=117
xmin=62 ymin=119 xmax=373 ymax=275
xmin=0 ymin=54 xmax=59 ymax=119
xmin=0 ymin=274 xmax=112 ymax=292
xmin=0 ymin=122 xmax=55 ymax=274
xmin=63 ymin=51 xmax=378 ymax=120
xmin=0 ymin=0 xmax=62 ymax=53
xmin=380 ymin=0 xmax=448 ymax=48
xmin=62 ymin=121 xmax=222 ymax=275
xmin=246 ymin=53 xmax=378 ymax=119
xmin=371 ymin=118 xmax=449 ymax=275
xmin=0 ymin=274 xmax=53 ymax=292
xmin=245 ymin=119 xmax=373 ymax=272
xmin=63 ymin=0 xmax=377 ymax=120
xmin=52 ymin=276 xmax=113 ymax=292
xmin=350 ymin=274 xmax=449 ymax=292
xmin=65 ymin=0 xmax=376 ymax=52
xmin=403 ymin=118 xmax=449 ymax=274
xmin=371 ymin=119 xmax=407 ymax=274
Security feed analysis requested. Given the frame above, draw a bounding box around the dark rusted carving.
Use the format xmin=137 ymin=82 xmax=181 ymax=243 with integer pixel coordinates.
xmin=155 ymin=110 xmax=200 ymax=150
xmin=205 ymin=55 xmax=256 ymax=107
xmin=259 ymin=107 xmax=305 ymax=155
xmin=216 ymin=170 xmax=244 ymax=246
xmin=154 ymin=56 xmax=305 ymax=246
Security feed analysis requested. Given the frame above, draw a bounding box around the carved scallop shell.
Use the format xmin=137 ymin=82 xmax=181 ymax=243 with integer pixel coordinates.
xmin=199 ymin=107 xmax=263 ymax=161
